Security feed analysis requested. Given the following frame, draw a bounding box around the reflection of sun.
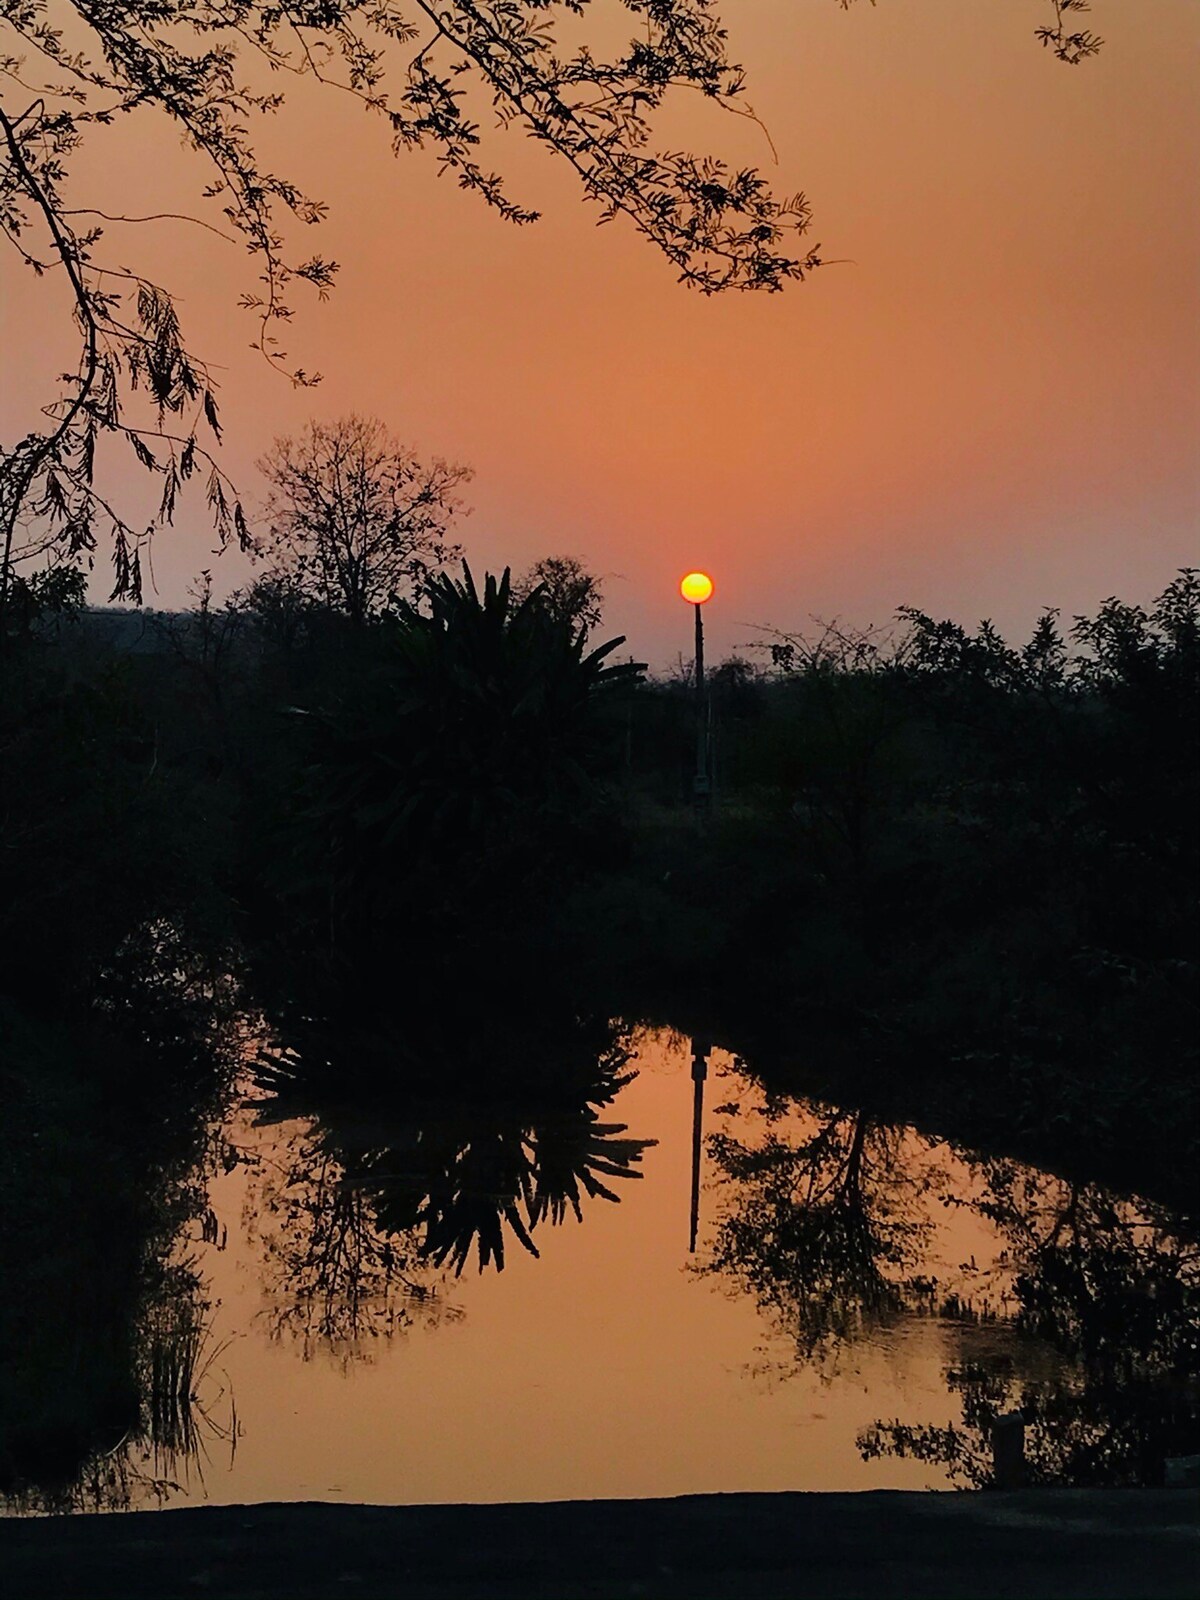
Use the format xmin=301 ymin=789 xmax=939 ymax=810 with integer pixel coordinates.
xmin=680 ymin=571 xmax=714 ymax=604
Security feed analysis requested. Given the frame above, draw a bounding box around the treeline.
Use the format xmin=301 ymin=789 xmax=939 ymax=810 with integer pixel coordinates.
xmin=2 ymin=553 xmax=1198 ymax=1205
xmin=620 ymin=576 xmax=1199 ymax=1213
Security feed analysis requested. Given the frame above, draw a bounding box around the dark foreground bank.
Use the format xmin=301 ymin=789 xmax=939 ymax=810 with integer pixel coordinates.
xmin=2 ymin=1490 xmax=1196 ymax=1600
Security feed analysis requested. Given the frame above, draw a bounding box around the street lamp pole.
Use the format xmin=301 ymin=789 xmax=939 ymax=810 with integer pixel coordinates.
xmin=694 ymin=599 xmax=707 ymax=802
xmin=680 ymin=572 xmax=714 ymax=806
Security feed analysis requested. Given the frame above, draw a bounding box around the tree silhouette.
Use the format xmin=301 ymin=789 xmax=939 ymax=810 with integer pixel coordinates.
xmin=513 ymin=556 xmax=606 ymax=639
xmin=280 ymin=562 xmax=643 ymax=935
xmin=0 ymin=933 xmax=243 ymax=1511
xmin=255 ymin=416 xmax=468 ymax=626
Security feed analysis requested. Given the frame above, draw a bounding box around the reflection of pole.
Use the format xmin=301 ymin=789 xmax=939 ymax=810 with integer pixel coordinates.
xmin=689 ymin=1039 xmax=710 ymax=1252
xmin=693 ymin=602 xmax=709 ymax=806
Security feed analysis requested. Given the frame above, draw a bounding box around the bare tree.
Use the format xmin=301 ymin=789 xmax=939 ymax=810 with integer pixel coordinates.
xmin=255 ymin=417 xmax=469 ymax=625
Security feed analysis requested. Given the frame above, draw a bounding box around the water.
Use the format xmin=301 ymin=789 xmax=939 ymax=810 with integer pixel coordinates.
xmin=9 ymin=1024 xmax=1190 ymax=1510
xmin=13 ymin=1024 xmax=1187 ymax=1514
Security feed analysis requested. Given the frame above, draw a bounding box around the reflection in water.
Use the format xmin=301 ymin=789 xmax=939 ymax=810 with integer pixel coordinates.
xmin=698 ymin=1072 xmax=1200 ymax=1485
xmin=858 ymin=1168 xmax=1200 ymax=1486
xmin=243 ymin=1002 xmax=656 ymax=1360
xmin=6 ymin=988 xmax=1198 ymax=1511
xmin=702 ymin=1099 xmax=952 ymax=1363
xmin=245 ymin=1122 xmax=460 ymax=1363
xmin=688 ymin=1039 xmax=710 ymax=1254
xmin=0 ymin=927 xmax=243 ymax=1512
xmin=0 ymin=1249 xmax=231 ymax=1514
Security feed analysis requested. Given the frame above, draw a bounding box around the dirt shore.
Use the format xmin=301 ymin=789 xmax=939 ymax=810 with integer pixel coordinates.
xmin=2 ymin=1489 xmax=1196 ymax=1599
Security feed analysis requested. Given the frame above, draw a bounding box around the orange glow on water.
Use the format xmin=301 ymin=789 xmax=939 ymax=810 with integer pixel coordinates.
xmin=680 ymin=572 xmax=714 ymax=605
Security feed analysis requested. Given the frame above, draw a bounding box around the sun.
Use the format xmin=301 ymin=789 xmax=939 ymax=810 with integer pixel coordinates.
xmin=680 ymin=571 xmax=714 ymax=605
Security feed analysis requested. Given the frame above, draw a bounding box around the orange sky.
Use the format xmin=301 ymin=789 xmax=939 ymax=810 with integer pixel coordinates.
xmin=3 ymin=1 xmax=1197 ymax=666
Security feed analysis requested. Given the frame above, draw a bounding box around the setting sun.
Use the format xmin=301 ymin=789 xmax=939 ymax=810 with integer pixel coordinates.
xmin=680 ymin=572 xmax=714 ymax=605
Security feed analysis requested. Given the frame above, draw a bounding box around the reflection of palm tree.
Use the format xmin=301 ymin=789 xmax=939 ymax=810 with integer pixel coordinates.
xmin=250 ymin=1005 xmax=654 ymax=1355
xmin=356 ymin=1100 xmax=652 ymax=1275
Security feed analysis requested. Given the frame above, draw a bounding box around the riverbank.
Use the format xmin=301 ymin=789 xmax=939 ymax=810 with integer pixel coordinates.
xmin=2 ymin=1489 xmax=1196 ymax=1599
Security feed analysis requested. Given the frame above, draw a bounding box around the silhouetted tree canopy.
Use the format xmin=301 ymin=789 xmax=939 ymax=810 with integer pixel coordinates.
xmin=255 ymin=416 xmax=468 ymax=625
xmin=514 ymin=555 xmax=605 ymax=638
xmin=277 ymin=562 xmax=643 ymax=936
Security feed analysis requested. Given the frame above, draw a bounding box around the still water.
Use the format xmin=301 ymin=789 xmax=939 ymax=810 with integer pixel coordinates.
xmin=26 ymin=1025 xmax=1188 ymax=1513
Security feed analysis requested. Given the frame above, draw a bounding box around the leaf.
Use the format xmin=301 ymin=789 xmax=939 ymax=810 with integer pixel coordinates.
xmin=203 ymin=389 xmax=223 ymax=442
xmin=158 ymin=463 xmax=179 ymax=524
xmin=129 ymin=433 xmax=159 ymax=472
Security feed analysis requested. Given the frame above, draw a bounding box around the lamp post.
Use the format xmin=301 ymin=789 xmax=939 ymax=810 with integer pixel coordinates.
xmin=679 ymin=572 xmax=714 ymax=805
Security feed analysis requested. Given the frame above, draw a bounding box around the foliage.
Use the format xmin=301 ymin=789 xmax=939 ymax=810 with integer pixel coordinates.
xmin=0 ymin=942 xmax=241 ymax=1509
xmin=256 ymin=1031 xmax=651 ymax=1286
xmin=254 ymin=416 xmax=469 ymax=625
xmin=704 ymin=1106 xmax=945 ymax=1363
xmin=280 ymin=562 xmax=643 ymax=931
xmin=699 ymin=1068 xmax=1197 ymax=1486
xmin=0 ymin=0 xmax=819 ymax=601
xmin=0 ymin=558 xmax=85 ymax=647
xmin=0 ymin=628 xmax=236 ymax=1009
xmin=246 ymin=931 xmax=654 ymax=1318
xmin=613 ymin=572 xmax=1198 ymax=1214
xmin=513 ymin=554 xmax=605 ymax=637
xmin=1035 ymin=0 xmax=1105 ymax=64
xmin=230 ymin=569 xmax=316 ymax=655
xmin=856 ymin=1166 xmax=1199 ymax=1487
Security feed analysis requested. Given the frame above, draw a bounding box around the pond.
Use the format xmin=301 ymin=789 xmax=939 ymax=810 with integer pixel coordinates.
xmin=7 ymin=1025 xmax=1194 ymax=1513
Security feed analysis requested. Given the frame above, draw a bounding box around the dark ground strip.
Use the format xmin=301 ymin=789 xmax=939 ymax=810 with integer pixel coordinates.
xmin=1 ymin=1489 xmax=1196 ymax=1599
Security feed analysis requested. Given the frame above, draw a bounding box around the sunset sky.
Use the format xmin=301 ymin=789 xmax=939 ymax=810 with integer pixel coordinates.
xmin=4 ymin=0 xmax=1197 ymax=667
